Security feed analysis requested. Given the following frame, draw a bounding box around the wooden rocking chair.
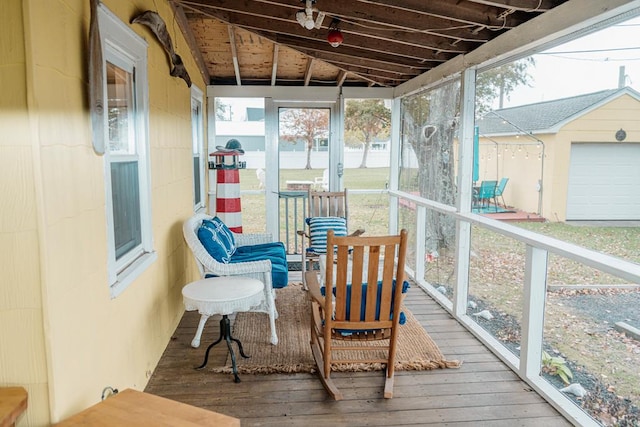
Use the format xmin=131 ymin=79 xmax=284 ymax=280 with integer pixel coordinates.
xmin=306 ymin=229 xmax=408 ymax=400
xmin=297 ymin=189 xmax=364 ymax=288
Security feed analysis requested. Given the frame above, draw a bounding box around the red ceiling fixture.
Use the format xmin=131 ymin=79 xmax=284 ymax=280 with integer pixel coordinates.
xmin=327 ymin=19 xmax=343 ymax=47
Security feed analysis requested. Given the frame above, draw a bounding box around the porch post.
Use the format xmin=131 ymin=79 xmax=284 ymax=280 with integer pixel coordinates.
xmin=521 ymin=245 xmax=548 ymax=379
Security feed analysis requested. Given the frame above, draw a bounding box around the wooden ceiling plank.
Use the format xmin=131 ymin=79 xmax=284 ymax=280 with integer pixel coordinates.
xmin=175 ymin=0 xmax=567 ymax=88
xmin=274 ymin=35 xmax=442 ymax=69
xmin=178 ymin=0 xmax=491 ymax=42
xmin=180 ymin=3 xmax=475 ymax=54
xmin=295 ymin=50 xmax=422 ymax=78
xmin=292 ymin=47 xmax=424 ymax=75
xmin=242 ymin=20 xmax=463 ymax=62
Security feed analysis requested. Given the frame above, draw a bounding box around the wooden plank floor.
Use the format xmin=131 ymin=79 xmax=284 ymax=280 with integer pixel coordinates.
xmin=145 ymin=282 xmax=571 ymax=426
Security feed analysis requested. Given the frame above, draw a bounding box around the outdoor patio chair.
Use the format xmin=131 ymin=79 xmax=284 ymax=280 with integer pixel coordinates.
xmin=475 ymin=180 xmax=498 ymax=211
xmin=306 ymin=229 xmax=409 ymax=400
xmin=313 ymin=169 xmax=329 ymax=191
xmin=183 ymin=213 xmax=288 ymax=346
xmin=493 ymin=177 xmax=509 ymax=207
xmin=297 ymin=189 xmax=364 ymax=288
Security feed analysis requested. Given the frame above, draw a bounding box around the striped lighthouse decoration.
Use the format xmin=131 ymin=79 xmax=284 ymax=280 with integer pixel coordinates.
xmin=211 ymin=139 xmax=246 ymax=233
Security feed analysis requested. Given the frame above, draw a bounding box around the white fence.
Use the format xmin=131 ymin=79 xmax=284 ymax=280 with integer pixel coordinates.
xmin=236 ymin=149 xmax=391 ymax=169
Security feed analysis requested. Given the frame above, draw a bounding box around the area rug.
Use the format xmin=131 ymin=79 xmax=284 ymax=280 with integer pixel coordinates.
xmin=212 ymin=283 xmax=460 ymax=374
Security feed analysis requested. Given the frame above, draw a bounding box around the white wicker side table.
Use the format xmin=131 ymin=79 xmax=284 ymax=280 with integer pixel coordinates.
xmin=182 ymin=276 xmax=264 ymax=382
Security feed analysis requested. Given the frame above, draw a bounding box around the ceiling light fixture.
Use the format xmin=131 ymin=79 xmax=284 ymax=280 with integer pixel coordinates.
xmin=295 ymin=0 xmax=325 ymax=30
xmin=327 ymin=19 xmax=343 ymax=47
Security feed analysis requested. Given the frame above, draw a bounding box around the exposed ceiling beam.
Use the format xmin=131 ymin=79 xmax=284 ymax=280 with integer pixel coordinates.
xmin=271 ymin=44 xmax=279 ymax=86
xmin=336 ymin=70 xmax=348 ymax=87
xmin=272 ymin=34 xmax=441 ymax=69
xmin=292 ymin=46 xmax=423 ymax=76
xmin=304 ymin=58 xmax=314 ymax=86
xmin=169 ymin=2 xmax=211 ymax=84
xmin=178 ymin=0 xmax=493 ymax=42
xmin=465 ymin=0 xmax=558 ymax=12
xmin=227 ymin=25 xmax=241 ymax=85
xmin=354 ymin=0 xmax=529 ymax=27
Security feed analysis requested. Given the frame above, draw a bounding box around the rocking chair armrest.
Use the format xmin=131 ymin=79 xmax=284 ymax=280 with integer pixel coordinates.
xmin=305 ymin=272 xmax=325 ymax=305
xmin=349 ymin=228 xmax=365 ymax=237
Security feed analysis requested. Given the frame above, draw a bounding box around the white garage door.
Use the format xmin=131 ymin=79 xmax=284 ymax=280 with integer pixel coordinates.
xmin=566 ymin=143 xmax=640 ymax=220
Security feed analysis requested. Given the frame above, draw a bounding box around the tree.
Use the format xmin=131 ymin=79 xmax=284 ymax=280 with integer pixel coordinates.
xmin=402 ymin=82 xmax=459 ymax=253
xmin=279 ymin=108 xmax=329 ymax=169
xmin=476 ymin=58 xmax=534 ymax=114
xmin=344 ymin=99 xmax=391 ymax=168
xmin=215 ymin=99 xmax=231 ymax=121
xmin=401 ymin=59 xmax=533 ymax=253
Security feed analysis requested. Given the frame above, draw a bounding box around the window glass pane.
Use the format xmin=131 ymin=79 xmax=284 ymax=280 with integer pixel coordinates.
xmin=215 ymin=98 xmax=267 ymax=234
xmin=192 ymin=102 xmax=201 ymax=155
xmin=192 ymin=98 xmax=203 ymax=208
xmin=278 ymin=107 xmax=330 ymax=253
xmin=111 ymin=161 xmax=141 ymax=260
xmin=107 ymin=62 xmax=135 ymax=155
xmin=193 ymin=156 xmax=201 ymax=206
xmin=399 ymin=79 xmax=461 ymax=268
xmin=343 ymin=98 xmax=391 ymax=236
xmin=473 ymin=16 xmax=640 ymax=247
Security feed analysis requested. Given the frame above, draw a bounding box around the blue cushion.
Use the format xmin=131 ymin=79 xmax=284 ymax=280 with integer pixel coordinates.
xmin=234 ymin=241 xmax=285 ymax=255
xmin=307 ymin=216 xmax=347 ymax=254
xmin=230 ymin=242 xmax=289 ymax=289
xmin=321 ymin=280 xmax=410 ymax=326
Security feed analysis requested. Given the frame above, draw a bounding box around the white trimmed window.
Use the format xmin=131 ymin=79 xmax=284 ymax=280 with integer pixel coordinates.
xmin=99 ymin=6 xmax=156 ymax=298
xmin=191 ymin=86 xmax=205 ymax=211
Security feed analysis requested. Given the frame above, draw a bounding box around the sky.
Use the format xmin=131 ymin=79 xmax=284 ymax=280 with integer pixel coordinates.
xmin=501 ymin=16 xmax=640 ymax=108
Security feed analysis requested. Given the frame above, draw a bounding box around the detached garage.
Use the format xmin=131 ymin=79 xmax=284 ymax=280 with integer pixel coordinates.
xmin=476 ymin=87 xmax=640 ymax=221
xmin=567 ymin=143 xmax=640 ymax=220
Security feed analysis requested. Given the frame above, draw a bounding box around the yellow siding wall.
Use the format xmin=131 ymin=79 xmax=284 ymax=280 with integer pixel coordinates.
xmin=477 ymin=94 xmax=640 ymax=221
xmin=476 ymin=135 xmax=550 ymax=216
xmin=1 ymin=0 xmax=206 ymax=425
xmin=0 ymin=1 xmax=50 ymax=426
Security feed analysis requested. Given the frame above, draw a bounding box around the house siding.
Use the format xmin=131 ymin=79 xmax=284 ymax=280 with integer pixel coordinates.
xmin=477 ymin=94 xmax=640 ymax=221
xmin=0 ymin=0 xmax=206 ymax=425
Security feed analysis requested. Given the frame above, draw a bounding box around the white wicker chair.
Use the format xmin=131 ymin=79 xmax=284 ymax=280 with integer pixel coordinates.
xmin=183 ymin=213 xmax=279 ymax=346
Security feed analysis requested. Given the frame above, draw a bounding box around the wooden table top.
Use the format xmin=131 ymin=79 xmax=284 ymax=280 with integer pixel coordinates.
xmin=56 ymin=389 xmax=240 ymax=426
xmin=0 ymin=387 xmax=28 ymax=427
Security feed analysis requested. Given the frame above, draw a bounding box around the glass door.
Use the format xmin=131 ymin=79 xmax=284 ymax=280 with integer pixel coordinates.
xmin=212 ymin=97 xmax=267 ymax=234
xmin=273 ymin=104 xmax=336 ymax=256
xmin=342 ymin=97 xmax=392 ymax=236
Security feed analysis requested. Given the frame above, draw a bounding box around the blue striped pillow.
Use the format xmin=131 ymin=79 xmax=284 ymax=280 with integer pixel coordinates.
xmin=307 ymin=216 xmax=347 ymax=254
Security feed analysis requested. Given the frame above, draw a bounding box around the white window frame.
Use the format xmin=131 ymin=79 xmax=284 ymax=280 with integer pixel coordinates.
xmin=191 ymin=85 xmax=206 ymax=212
xmin=99 ymin=5 xmax=156 ymax=298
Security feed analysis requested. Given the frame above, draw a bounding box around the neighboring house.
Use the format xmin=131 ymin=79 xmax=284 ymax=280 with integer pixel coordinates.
xmin=1 ymin=1 xmax=206 ymax=424
xmin=476 ymin=87 xmax=640 ymax=221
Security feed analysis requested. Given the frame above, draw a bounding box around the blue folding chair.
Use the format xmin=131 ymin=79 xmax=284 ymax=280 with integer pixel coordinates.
xmin=493 ymin=177 xmax=509 ymax=208
xmin=476 ymin=180 xmax=497 ymax=211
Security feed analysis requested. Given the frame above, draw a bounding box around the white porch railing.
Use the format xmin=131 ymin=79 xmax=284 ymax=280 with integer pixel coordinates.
xmin=390 ymin=189 xmax=640 ymax=427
